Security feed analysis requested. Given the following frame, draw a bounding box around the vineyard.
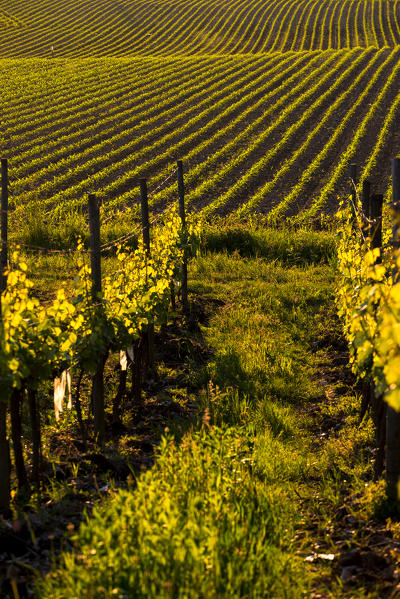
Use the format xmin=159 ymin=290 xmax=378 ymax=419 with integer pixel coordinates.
xmin=2 ymin=0 xmax=400 ymax=596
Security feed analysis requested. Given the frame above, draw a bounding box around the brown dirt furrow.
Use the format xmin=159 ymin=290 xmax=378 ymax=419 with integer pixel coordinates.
xmin=330 ymin=2 xmax=341 ymax=49
xmin=347 ymin=0 xmax=359 ymax=46
xmin=366 ymin=112 xmax=400 ymax=199
xmin=0 ymin=0 xmax=111 ymax=56
xmin=355 ymin=0 xmax=367 ymax=46
xmin=282 ymin=58 xmax=400 ymax=218
xmin=383 ymin=0 xmax=397 ymax=45
xmin=296 ymin=0 xmax=321 ymax=50
xmin=186 ymin=0 xmax=246 ymax=54
xmin=371 ymin=0 xmax=387 ymax=46
xmin=11 ymin=60 xmax=245 ymax=182
xmin=177 ymin=1 xmax=234 ymax=54
xmin=318 ymin=1 xmax=337 ymax=49
xmin=148 ymin=56 xmax=330 ymax=210
xmin=241 ymin=0 xmax=282 ymax=53
xmin=249 ymin=0 xmax=287 ymax=52
xmin=0 ymin=0 xmax=162 ymax=57
xmin=221 ymin=0 xmax=268 ymax=53
xmin=199 ymin=52 xmax=375 ymax=215
xmin=10 ymin=59 xmax=211 ymax=144
xmin=262 ymin=0 xmax=295 ymax=51
xmin=139 ymin=0 xmax=223 ymax=56
xmin=12 ymin=60 xmax=262 ymax=194
xmin=19 ymin=57 xmax=291 ymax=206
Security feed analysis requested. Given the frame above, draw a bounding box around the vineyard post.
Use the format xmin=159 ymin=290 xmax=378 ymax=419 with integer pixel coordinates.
xmin=10 ymin=390 xmax=29 ymax=494
xmin=0 ymin=393 xmax=10 ymax=512
xmin=170 ymin=279 xmax=176 ymax=311
xmin=370 ymin=194 xmax=383 ymax=256
xmin=370 ymin=193 xmax=385 ymax=478
xmin=28 ymin=389 xmax=42 ymax=485
xmin=177 ymin=160 xmax=188 ymax=312
xmin=361 ymin=180 xmax=370 ymax=237
xmin=350 ymin=163 xmax=357 ymax=221
xmin=1 ymin=159 xmax=8 ymax=292
xmin=360 ymin=180 xmax=373 ymax=472
xmin=88 ymin=194 xmax=105 ymax=445
xmin=0 ymin=158 xmax=10 ymax=513
xmin=386 ymin=157 xmax=400 ymax=500
xmin=140 ymin=179 xmax=154 ymax=368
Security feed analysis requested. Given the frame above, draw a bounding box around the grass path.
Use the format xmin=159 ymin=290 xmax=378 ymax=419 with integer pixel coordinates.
xmin=36 ymin=228 xmax=396 ymax=598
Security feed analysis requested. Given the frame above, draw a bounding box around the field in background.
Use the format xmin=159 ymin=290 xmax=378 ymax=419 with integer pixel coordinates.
xmin=1 ymin=0 xmax=400 ymax=56
xmin=2 ymin=47 xmax=400 ymax=241
xmin=1 ymin=0 xmax=400 ymax=235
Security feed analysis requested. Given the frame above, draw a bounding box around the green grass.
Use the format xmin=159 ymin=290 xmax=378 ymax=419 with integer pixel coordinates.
xmin=36 ymin=228 xmax=380 ymax=598
xmin=202 ymin=221 xmax=336 ymax=264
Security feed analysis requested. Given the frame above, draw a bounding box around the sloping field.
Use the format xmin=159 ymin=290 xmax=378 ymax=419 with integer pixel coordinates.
xmin=0 ymin=0 xmax=400 ymax=57
xmin=3 ymin=48 xmax=400 ymax=225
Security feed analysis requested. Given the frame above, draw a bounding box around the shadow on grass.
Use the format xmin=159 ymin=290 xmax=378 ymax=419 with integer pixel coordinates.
xmin=203 ymin=225 xmax=335 ymax=265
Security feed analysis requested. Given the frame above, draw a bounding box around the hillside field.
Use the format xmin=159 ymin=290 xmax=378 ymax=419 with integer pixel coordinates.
xmin=1 ymin=0 xmax=400 ymax=56
xmin=2 ymin=47 xmax=400 ymax=239
xmin=1 ymin=0 xmax=400 ymax=235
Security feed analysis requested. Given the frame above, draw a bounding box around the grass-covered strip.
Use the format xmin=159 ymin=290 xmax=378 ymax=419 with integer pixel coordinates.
xmin=1 ymin=0 xmax=400 ymax=56
xmin=40 ymin=428 xmax=306 ymax=598
xmin=35 ymin=228 xmax=386 ymax=598
xmin=202 ymin=221 xmax=335 ymax=262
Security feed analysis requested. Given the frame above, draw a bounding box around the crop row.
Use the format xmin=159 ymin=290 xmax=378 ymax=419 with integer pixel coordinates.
xmin=4 ymin=49 xmax=400 ymax=228
xmin=5 ymin=52 xmax=302 ymax=207
xmin=1 ymin=0 xmax=400 ymax=56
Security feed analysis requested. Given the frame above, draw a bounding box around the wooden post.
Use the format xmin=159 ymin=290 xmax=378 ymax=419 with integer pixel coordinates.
xmin=88 ymin=194 xmax=102 ymax=302
xmin=170 ymin=281 xmax=176 ymax=311
xmin=177 ymin=160 xmax=188 ymax=312
xmin=386 ymin=157 xmax=400 ymax=501
xmin=1 ymin=159 xmax=8 ymax=293
xmin=0 ymin=158 xmax=10 ymax=512
xmin=131 ymin=338 xmax=143 ymax=405
xmin=370 ymin=194 xmax=383 ymax=254
xmin=392 ymin=157 xmax=400 ymax=258
xmin=28 ymin=388 xmax=42 ymax=485
xmin=10 ymin=389 xmax=29 ymax=495
xmin=88 ymin=194 xmax=105 ymax=445
xmin=361 ymin=179 xmax=371 ymax=236
xmin=140 ymin=179 xmax=150 ymax=253
xmin=0 ymin=399 xmax=10 ymax=513
xmin=350 ymin=163 xmax=357 ymax=220
xmin=139 ymin=179 xmax=154 ymax=368
xmin=369 ymin=193 xmax=385 ymax=478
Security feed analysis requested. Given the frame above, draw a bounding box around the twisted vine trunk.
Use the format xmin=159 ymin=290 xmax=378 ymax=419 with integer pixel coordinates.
xmin=10 ymin=388 xmax=29 ymax=494
xmin=0 ymin=401 xmax=10 ymax=513
xmin=28 ymin=388 xmax=42 ymax=485
xmin=131 ymin=337 xmax=144 ymax=406
xmin=75 ymin=370 xmax=86 ymax=448
xmin=92 ymin=353 xmax=108 ymax=446
xmin=372 ymin=392 xmax=386 ymax=480
xmin=113 ymin=369 xmax=127 ymax=424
